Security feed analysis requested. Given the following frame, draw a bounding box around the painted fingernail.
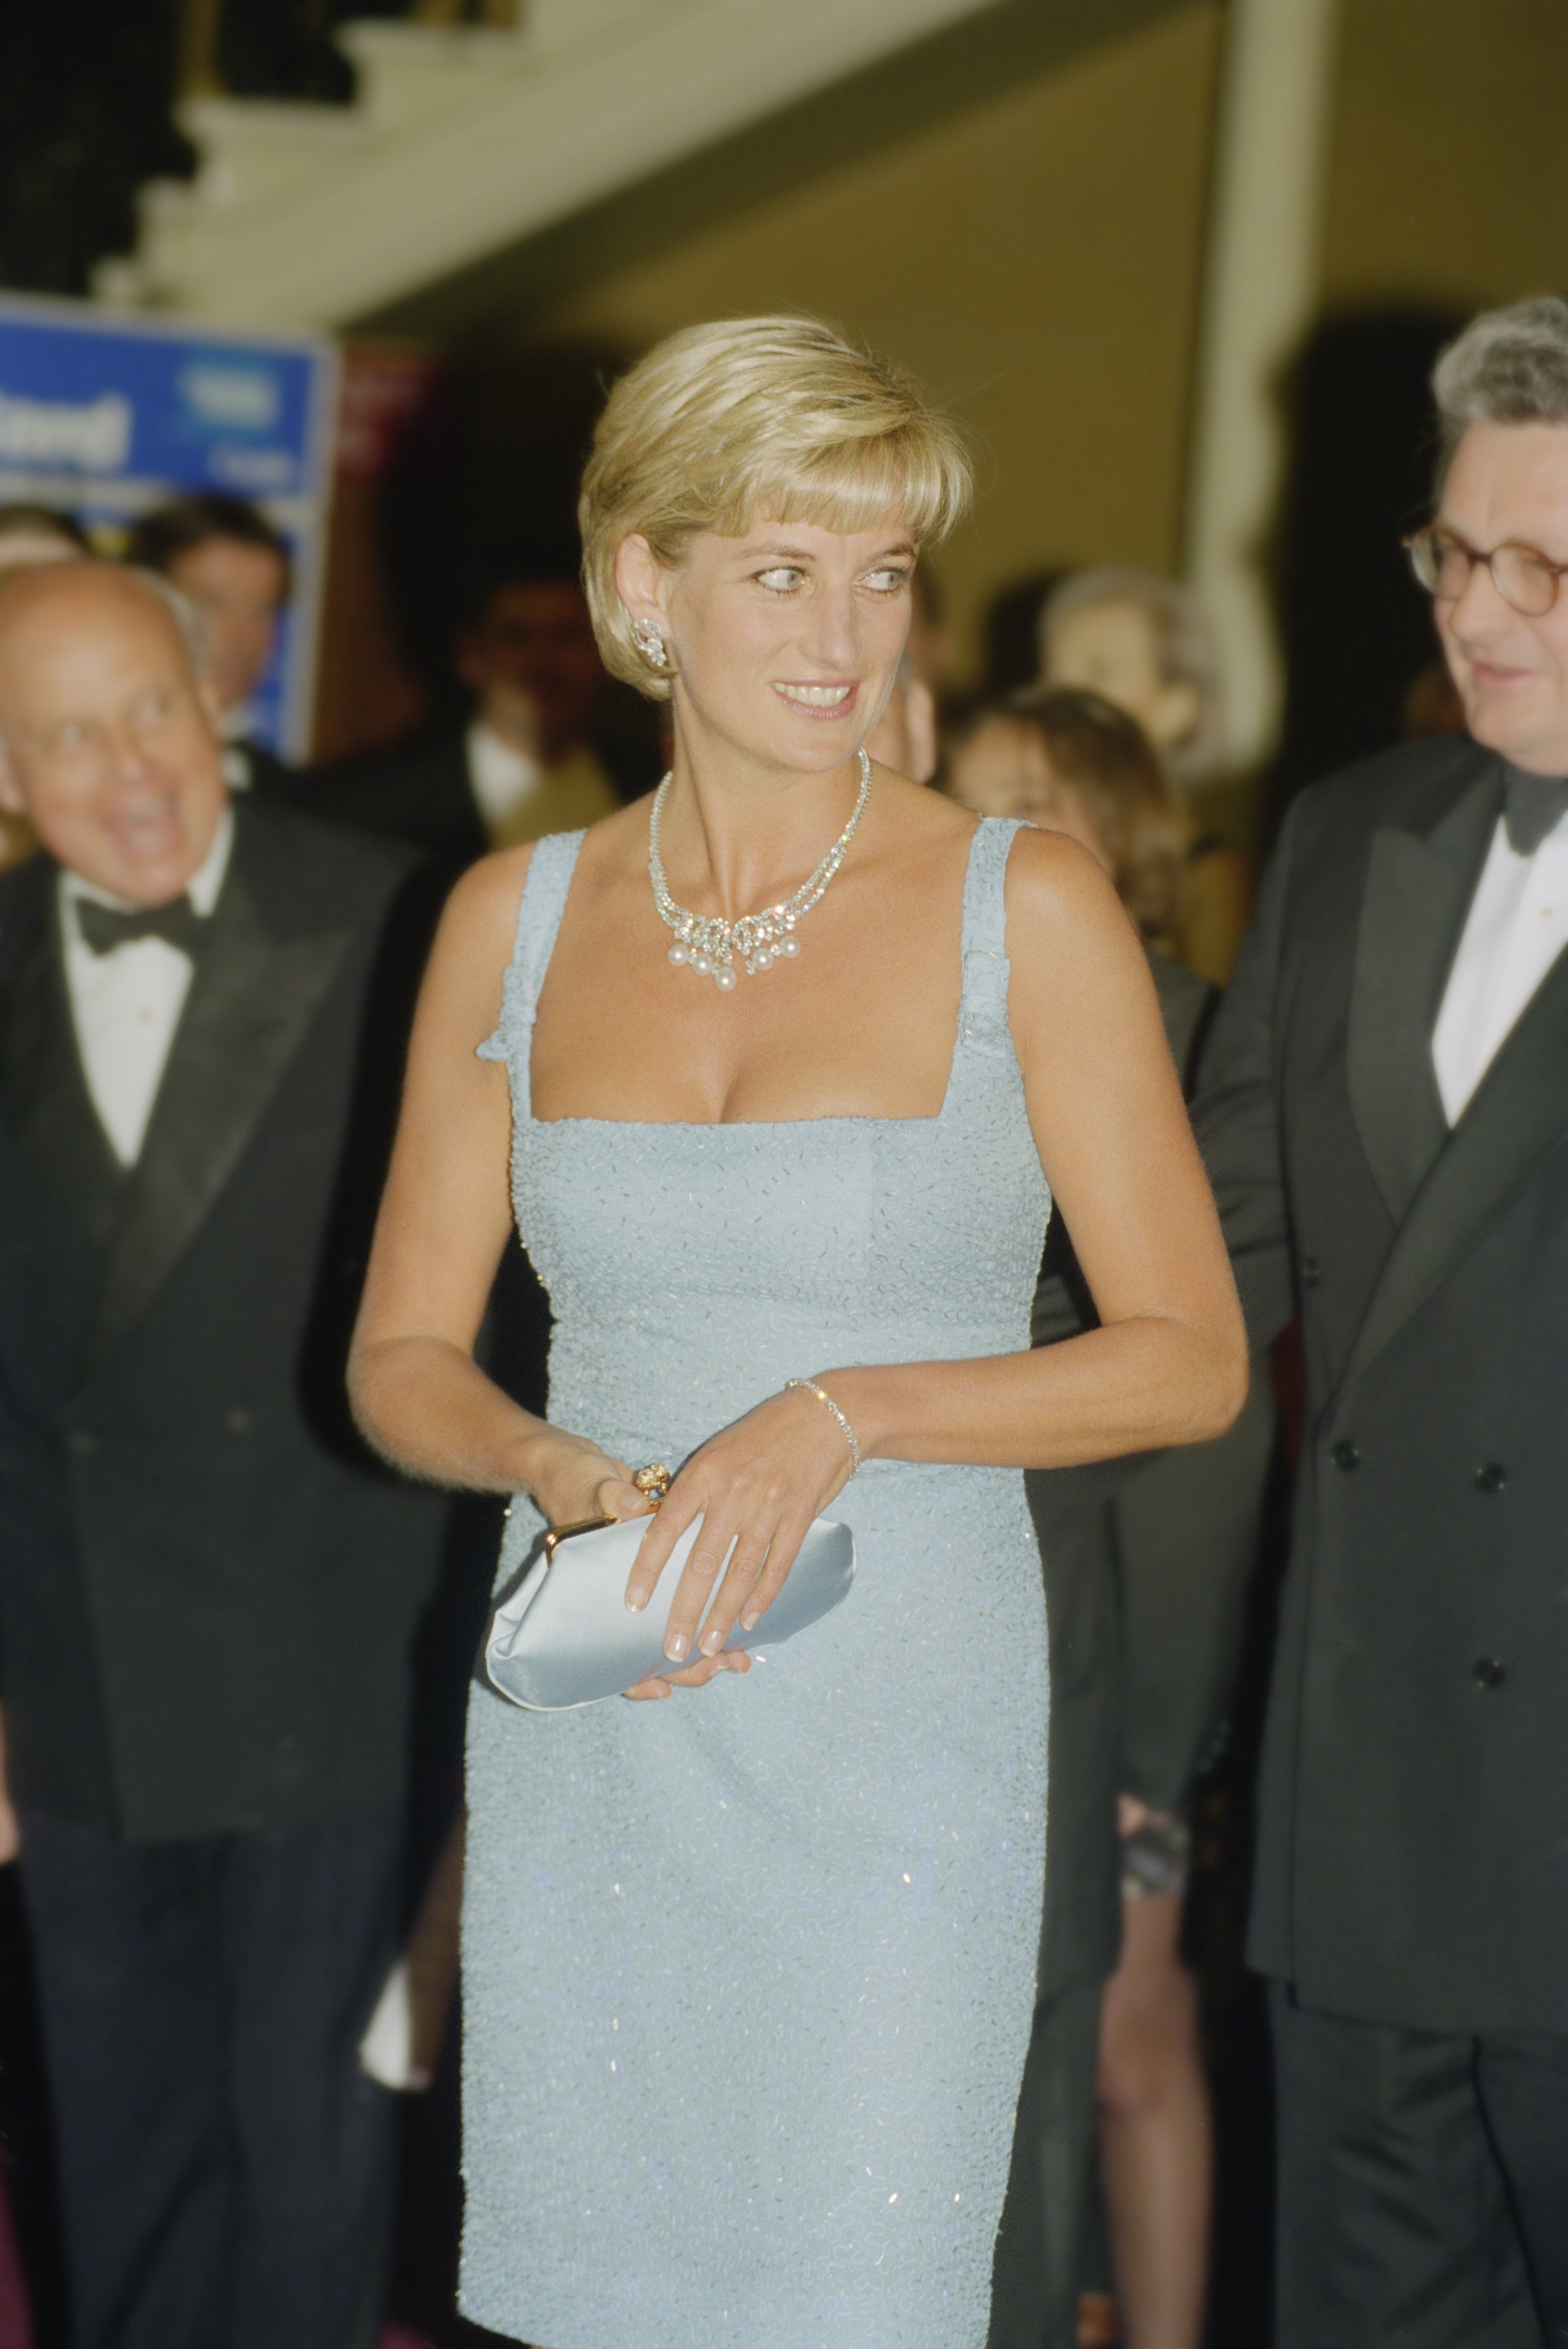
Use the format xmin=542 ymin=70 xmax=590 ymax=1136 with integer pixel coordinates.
xmin=699 ymin=1625 xmax=724 ymax=1656
xmin=665 ymin=1633 xmax=688 ymax=1662
xmin=740 ymin=1611 xmax=760 ymax=1631
xmin=625 ymin=1591 xmax=646 ymax=1612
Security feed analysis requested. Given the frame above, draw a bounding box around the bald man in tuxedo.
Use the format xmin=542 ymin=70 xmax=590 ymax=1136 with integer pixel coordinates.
xmin=0 ymin=562 xmax=447 ymax=2349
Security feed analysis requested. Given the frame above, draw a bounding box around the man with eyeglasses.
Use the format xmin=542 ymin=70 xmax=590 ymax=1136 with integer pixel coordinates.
xmin=1193 ymin=295 xmax=1568 ymax=2348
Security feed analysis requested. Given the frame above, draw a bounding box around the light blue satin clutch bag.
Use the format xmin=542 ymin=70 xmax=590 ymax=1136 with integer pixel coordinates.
xmin=484 ymin=1511 xmax=856 ymax=1711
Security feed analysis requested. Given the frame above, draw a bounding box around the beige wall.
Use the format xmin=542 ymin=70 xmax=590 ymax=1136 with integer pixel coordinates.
xmin=1322 ymin=0 xmax=1568 ymax=313
xmin=526 ymin=6 xmax=1223 ymax=689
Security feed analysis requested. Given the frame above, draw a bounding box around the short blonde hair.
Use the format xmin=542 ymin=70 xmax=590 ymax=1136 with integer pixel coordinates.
xmin=579 ymin=315 xmax=972 ymax=698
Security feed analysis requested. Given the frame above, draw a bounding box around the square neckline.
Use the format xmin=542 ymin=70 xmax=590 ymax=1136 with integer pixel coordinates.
xmin=516 ymin=816 xmax=1021 ymax=1136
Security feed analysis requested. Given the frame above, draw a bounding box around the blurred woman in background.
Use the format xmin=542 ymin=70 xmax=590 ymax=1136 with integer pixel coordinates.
xmin=954 ymin=687 xmax=1272 ymax=2349
xmin=1039 ymin=573 xmax=1254 ymax=985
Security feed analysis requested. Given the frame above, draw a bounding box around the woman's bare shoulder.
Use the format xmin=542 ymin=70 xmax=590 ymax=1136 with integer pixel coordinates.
xmin=1003 ymin=823 xmax=1151 ymax=999
xmin=438 ymin=841 xmax=537 ymax=971
xmin=1004 ymin=819 xmax=1120 ymax=915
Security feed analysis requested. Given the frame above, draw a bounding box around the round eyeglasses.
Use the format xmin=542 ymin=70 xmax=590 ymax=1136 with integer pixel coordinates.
xmin=1405 ymin=524 xmax=1568 ymax=618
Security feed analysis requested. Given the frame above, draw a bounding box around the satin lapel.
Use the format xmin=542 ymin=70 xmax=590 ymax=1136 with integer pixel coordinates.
xmin=1340 ymin=826 xmax=1568 ymax=1393
xmin=1345 ymin=763 xmax=1502 ymax=1224
xmin=0 ymin=869 xmax=126 ymax=1244
xmin=82 ymin=863 xmax=351 ymax=1373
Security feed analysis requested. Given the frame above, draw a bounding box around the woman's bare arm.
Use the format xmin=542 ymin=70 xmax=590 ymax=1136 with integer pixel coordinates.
xmin=824 ymin=827 xmax=1247 ymax=1468
xmin=348 ymin=849 xmax=647 ymax=1526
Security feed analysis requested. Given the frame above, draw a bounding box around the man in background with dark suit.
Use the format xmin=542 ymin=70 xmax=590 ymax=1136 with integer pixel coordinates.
xmin=126 ymin=492 xmax=297 ymax=802
xmin=0 ymin=560 xmax=447 ymax=2349
xmin=309 ymin=547 xmax=641 ymax=862
xmin=1194 ymin=294 xmax=1568 ymax=2346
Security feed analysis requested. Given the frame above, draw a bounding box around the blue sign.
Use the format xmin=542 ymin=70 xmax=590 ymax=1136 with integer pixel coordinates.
xmin=0 ymin=293 xmax=337 ymax=759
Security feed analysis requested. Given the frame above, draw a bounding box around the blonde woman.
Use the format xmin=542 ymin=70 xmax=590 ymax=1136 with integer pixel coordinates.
xmin=350 ymin=317 xmax=1244 ymax=2349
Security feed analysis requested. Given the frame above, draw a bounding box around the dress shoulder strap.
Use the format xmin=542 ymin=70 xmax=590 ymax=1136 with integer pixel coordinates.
xmin=954 ymin=817 xmax=1026 ymax=1064
xmin=476 ymin=831 xmax=585 ymax=1114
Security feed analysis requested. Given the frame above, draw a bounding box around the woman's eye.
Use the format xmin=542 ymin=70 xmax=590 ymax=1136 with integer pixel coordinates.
xmin=755 ymin=567 xmax=803 ymax=592
xmin=863 ymin=568 xmax=912 ymax=593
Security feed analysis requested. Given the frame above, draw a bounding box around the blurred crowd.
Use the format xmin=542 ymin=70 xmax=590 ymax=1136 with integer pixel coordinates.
xmin=0 ymin=280 xmax=1557 ymax=2349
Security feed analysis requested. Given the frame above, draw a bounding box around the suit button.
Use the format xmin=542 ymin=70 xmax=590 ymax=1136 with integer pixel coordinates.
xmin=67 ymin=1429 xmax=98 ymax=1458
xmin=1474 ymin=1462 xmax=1505 ymax=1494
xmin=1331 ymin=1439 xmax=1360 ymax=1472
xmin=1473 ymin=1656 xmax=1506 ymax=1690
xmin=1301 ymin=1257 xmax=1321 ymax=1287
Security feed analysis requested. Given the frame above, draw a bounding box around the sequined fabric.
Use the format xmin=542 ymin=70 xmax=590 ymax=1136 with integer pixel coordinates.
xmin=463 ymin=818 xmax=1051 ymax=2349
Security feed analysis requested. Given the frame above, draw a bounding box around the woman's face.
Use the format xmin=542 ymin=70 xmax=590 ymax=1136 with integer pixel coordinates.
xmin=1047 ymin=597 xmax=1198 ymax=756
xmin=623 ymin=513 xmax=916 ymax=778
xmin=947 ymin=721 xmax=1111 ymax=869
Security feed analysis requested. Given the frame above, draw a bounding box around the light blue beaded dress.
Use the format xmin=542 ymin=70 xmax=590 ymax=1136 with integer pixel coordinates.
xmin=463 ymin=817 xmax=1051 ymax=2349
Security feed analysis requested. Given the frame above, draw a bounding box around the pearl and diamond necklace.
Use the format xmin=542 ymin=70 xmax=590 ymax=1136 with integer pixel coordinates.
xmin=649 ymin=746 xmax=871 ymax=992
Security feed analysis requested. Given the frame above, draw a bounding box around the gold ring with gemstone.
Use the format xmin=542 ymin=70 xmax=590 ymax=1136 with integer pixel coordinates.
xmin=632 ymin=1462 xmax=672 ymax=1505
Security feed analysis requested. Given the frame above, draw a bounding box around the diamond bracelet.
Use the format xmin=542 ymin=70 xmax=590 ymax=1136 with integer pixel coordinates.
xmin=784 ymin=1378 xmax=863 ymax=1477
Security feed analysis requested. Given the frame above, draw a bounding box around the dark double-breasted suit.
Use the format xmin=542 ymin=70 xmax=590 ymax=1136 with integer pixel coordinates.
xmin=1196 ymin=734 xmax=1568 ymax=2032
xmin=0 ymin=797 xmax=445 ymax=1839
xmin=0 ymin=796 xmax=449 ymax=2349
xmin=1193 ymin=732 xmax=1568 ymax=2344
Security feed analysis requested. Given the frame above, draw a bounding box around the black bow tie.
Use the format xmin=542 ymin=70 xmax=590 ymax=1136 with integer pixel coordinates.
xmin=1503 ymin=767 xmax=1568 ymax=857
xmin=74 ymin=893 xmax=208 ymax=961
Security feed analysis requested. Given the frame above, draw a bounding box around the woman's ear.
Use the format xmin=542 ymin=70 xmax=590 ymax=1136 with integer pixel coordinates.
xmin=614 ymin=534 xmax=666 ymax=628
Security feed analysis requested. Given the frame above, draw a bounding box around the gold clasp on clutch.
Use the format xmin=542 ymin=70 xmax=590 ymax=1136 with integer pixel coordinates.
xmin=541 ymin=1464 xmax=670 ymax=1561
xmin=542 ymin=1514 xmax=617 ymax=1562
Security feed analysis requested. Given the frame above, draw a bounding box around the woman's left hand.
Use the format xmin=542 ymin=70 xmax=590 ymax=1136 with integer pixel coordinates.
xmin=621 ymin=1383 xmax=859 ymax=1677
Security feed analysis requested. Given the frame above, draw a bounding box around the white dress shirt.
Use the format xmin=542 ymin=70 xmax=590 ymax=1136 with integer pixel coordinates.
xmin=1431 ymin=806 xmax=1568 ymax=1124
xmin=220 ymin=703 xmax=260 ymax=794
xmin=466 ymin=721 xmax=541 ymax=836
xmin=61 ymin=810 xmax=234 ymax=1167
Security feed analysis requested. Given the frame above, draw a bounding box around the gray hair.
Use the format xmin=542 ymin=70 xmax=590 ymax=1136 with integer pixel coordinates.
xmin=1432 ymin=295 xmax=1568 ymax=483
xmin=1039 ymin=566 xmax=1223 ymax=787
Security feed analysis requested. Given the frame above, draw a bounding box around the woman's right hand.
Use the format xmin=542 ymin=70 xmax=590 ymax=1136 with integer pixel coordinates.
xmin=525 ymin=1430 xmax=747 ymax=1701
xmin=526 ymin=1425 xmax=648 ymax=1533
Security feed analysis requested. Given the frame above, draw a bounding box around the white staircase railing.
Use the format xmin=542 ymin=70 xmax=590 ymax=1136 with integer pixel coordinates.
xmin=97 ymin=0 xmax=1000 ymax=331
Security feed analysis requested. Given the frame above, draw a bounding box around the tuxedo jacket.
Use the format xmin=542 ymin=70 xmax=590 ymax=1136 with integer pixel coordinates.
xmin=304 ymin=726 xmax=648 ymax=871
xmin=1193 ymin=732 xmax=1568 ymax=2033
xmin=306 ymin=731 xmax=488 ymax=867
xmin=0 ymin=799 xmax=447 ymax=1843
xmin=228 ymin=738 xmax=302 ymax=804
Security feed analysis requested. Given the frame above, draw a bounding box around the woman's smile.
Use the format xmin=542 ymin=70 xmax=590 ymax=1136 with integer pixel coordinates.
xmin=771 ymin=678 xmax=859 ymax=717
